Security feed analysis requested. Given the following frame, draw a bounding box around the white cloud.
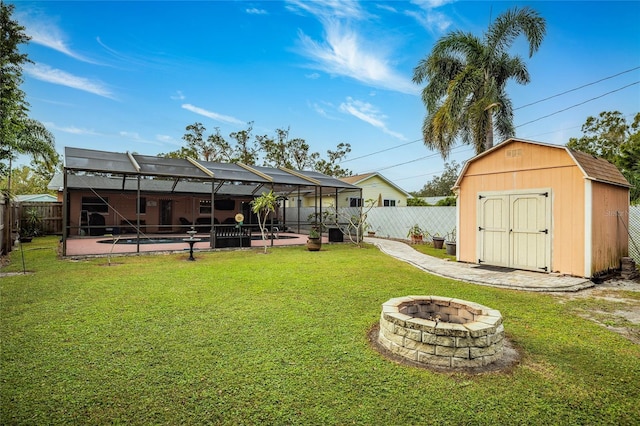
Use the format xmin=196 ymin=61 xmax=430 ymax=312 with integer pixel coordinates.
xmin=171 ymin=90 xmax=186 ymax=100
xmin=309 ymin=101 xmax=337 ymax=120
xmin=406 ymin=0 xmax=453 ymax=32
xmin=297 ymin=21 xmax=417 ymax=95
xmin=181 ymin=104 xmax=244 ymax=125
xmin=339 ymin=97 xmax=406 ymax=140
xmin=286 ymin=0 xmax=366 ymax=20
xmin=156 ymin=135 xmax=175 ymax=143
xmin=246 ymin=8 xmax=268 ymax=15
xmin=119 ymin=131 xmax=161 ymax=145
xmin=22 ymin=15 xmax=96 ymax=63
xmin=45 ymin=122 xmax=100 ymax=135
xmin=25 ymin=63 xmax=114 ymax=99
xmin=305 ymin=72 xmax=321 ymax=80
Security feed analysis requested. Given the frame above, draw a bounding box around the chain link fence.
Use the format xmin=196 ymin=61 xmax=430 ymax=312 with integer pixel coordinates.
xmin=628 ymin=206 xmax=640 ymax=263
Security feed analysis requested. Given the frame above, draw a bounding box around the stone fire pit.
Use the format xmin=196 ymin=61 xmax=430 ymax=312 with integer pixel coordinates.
xmin=378 ymin=296 xmax=504 ymax=368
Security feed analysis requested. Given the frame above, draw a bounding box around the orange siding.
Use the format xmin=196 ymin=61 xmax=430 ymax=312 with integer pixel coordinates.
xmin=590 ymin=182 xmax=629 ymax=275
xmin=459 ymin=142 xmax=586 ymax=276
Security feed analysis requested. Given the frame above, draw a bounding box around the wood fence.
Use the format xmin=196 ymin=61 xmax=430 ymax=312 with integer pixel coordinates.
xmin=14 ymin=202 xmax=64 ymax=236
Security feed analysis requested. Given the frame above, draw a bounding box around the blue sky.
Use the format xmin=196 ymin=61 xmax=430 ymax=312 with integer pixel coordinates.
xmin=11 ymin=0 xmax=640 ymax=192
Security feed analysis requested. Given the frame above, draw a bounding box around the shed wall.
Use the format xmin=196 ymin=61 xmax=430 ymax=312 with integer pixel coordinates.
xmin=458 ymin=142 xmax=586 ymax=276
xmin=590 ymin=181 xmax=629 ymax=275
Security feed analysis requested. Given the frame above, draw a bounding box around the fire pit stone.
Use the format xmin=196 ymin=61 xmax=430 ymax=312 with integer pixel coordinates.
xmin=378 ymin=296 xmax=504 ymax=368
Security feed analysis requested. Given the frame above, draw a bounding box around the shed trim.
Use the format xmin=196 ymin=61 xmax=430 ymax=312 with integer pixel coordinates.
xmin=453 ymin=138 xmax=630 ymax=190
xmin=584 ymin=179 xmax=593 ymax=277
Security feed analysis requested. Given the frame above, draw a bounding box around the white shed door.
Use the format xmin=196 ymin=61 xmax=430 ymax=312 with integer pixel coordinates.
xmin=478 ymin=191 xmax=550 ymax=272
xmin=478 ymin=195 xmax=509 ymax=267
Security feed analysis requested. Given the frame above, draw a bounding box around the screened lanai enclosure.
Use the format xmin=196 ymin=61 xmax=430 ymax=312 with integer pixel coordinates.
xmin=56 ymin=147 xmax=361 ymax=256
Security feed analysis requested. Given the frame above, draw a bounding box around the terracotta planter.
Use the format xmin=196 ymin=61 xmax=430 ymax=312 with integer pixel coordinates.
xmin=410 ymin=235 xmax=423 ymax=244
xmin=307 ymin=238 xmax=322 ymax=251
xmin=432 ymin=237 xmax=445 ymax=249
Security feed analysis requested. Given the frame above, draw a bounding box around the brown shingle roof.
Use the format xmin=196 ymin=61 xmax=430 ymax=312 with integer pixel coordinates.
xmin=569 ymin=149 xmax=630 ymax=187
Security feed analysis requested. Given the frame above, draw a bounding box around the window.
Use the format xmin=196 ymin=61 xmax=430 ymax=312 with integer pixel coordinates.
xmin=214 ymin=199 xmax=235 ymax=211
xmin=82 ymin=197 xmax=108 ymax=213
xmin=383 ymin=199 xmax=396 ymax=207
xmin=138 ymin=197 xmax=146 ymax=214
xmin=349 ymin=197 xmax=363 ymax=207
xmin=199 ymin=200 xmax=211 ymax=214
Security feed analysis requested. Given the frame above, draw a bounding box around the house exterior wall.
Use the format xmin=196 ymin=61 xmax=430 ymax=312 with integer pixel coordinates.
xmin=589 ymin=181 xmax=629 ymax=275
xmin=458 ymin=141 xmax=587 ymax=276
xmin=357 ymin=175 xmax=408 ymax=207
xmin=289 ymin=176 xmax=406 ymax=209
xmin=66 ymin=190 xmax=252 ymax=234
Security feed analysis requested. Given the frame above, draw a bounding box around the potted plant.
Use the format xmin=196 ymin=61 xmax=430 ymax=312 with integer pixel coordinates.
xmin=364 ymin=221 xmax=376 ymax=237
xmin=407 ymin=224 xmax=424 ymax=244
xmin=445 ymin=227 xmax=457 ymax=255
xmin=307 ymin=226 xmax=322 ymax=251
xmin=19 ymin=208 xmax=42 ymax=243
xmin=431 ymin=232 xmax=445 ymax=249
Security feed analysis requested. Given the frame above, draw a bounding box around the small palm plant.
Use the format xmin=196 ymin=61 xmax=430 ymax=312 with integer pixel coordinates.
xmin=251 ymin=190 xmax=278 ymax=254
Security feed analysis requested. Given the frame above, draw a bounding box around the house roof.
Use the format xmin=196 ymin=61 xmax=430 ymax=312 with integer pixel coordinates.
xmin=14 ymin=194 xmax=58 ymax=203
xmin=339 ymin=172 xmax=411 ymax=197
xmin=453 ymin=138 xmax=630 ymax=189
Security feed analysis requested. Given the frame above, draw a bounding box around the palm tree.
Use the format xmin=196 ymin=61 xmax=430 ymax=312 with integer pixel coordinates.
xmin=2 ymin=118 xmax=56 ymax=172
xmin=413 ymin=7 xmax=546 ymax=158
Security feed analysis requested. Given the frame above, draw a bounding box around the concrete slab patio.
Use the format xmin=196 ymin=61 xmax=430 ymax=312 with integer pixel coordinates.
xmin=365 ymin=237 xmax=594 ymax=292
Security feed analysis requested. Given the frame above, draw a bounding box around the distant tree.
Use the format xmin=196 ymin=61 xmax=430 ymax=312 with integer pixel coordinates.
xmin=30 ymin=150 xmax=62 ymax=188
xmin=567 ymin=111 xmax=640 ymax=203
xmin=407 ymin=197 xmax=430 ymax=206
xmin=290 ymin=137 xmax=319 ymax=170
xmin=0 ymin=2 xmax=56 ymax=178
xmin=411 ymin=161 xmax=460 ymax=197
xmin=413 ymin=7 xmax=546 ymax=158
xmin=207 ymin=127 xmax=233 ymax=162
xmin=313 ymin=143 xmax=352 ymax=177
xmin=158 ymin=146 xmax=198 ymax=159
xmin=229 ymin=122 xmax=259 ymax=165
xmin=159 ymin=123 xmax=233 ymax=162
xmin=160 ymin=123 xmax=351 ymax=177
xmin=0 ymin=165 xmax=49 ymax=195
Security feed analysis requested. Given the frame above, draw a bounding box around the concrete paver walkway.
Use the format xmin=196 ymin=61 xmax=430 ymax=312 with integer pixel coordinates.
xmin=365 ymin=237 xmax=594 ymax=292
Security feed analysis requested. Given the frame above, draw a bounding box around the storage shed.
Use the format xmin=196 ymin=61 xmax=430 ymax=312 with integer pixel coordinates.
xmin=453 ymin=138 xmax=630 ymax=278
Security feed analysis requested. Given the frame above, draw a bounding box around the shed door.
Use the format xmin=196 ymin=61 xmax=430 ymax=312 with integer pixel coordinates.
xmin=478 ymin=195 xmax=509 ymax=267
xmin=478 ymin=191 xmax=551 ymax=272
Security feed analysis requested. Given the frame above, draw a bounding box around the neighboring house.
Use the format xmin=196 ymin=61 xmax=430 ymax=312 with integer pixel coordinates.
xmin=289 ymin=172 xmax=410 ymax=208
xmin=14 ymin=194 xmax=58 ymax=203
xmin=454 ymin=138 xmax=630 ymax=278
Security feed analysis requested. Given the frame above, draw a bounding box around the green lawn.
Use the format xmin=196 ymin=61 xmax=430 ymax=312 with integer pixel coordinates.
xmin=2 ymin=236 xmax=639 ymax=425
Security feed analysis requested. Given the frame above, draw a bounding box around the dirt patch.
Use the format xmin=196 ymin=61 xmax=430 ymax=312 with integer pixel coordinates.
xmin=551 ymin=275 xmax=640 ymax=345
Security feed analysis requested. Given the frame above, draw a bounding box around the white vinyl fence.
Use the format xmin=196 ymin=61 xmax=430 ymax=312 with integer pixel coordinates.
xmin=285 ymin=205 xmax=639 ymax=264
xmin=283 ymin=206 xmax=456 ymax=241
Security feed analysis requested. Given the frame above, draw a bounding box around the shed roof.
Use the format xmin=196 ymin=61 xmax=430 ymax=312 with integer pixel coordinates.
xmin=454 ymin=138 xmax=630 ymax=189
xmin=568 ymin=149 xmax=630 ymax=187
